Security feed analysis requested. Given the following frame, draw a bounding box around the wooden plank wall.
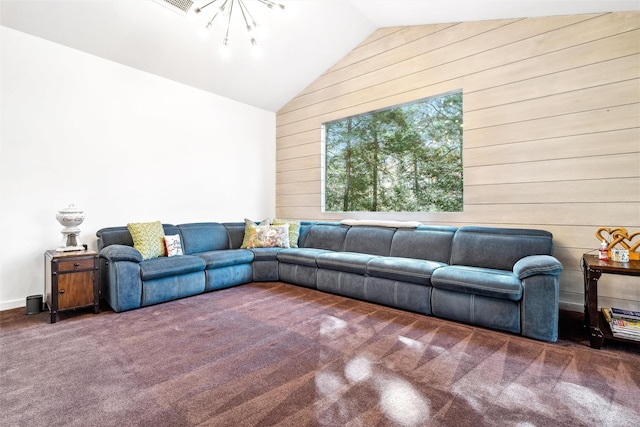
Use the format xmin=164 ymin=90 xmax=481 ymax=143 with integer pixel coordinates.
xmin=275 ymin=12 xmax=640 ymax=311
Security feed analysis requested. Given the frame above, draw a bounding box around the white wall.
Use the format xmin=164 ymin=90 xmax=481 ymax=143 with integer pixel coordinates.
xmin=0 ymin=26 xmax=276 ymax=310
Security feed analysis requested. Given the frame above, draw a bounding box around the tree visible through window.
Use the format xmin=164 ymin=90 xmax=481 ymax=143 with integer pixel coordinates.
xmin=323 ymin=91 xmax=463 ymax=212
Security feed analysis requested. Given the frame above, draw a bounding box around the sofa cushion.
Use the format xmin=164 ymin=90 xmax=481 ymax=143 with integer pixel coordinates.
xmin=450 ymin=226 xmax=553 ymax=271
xmin=297 ymin=222 xmax=317 ymax=247
xmin=222 ymin=222 xmax=246 ymax=249
xmin=139 ymin=255 xmax=206 ymax=281
xmin=366 ymin=257 xmax=446 ymax=286
xmin=303 ymin=223 xmax=348 ymax=251
xmin=343 ymin=226 xmax=395 ymax=256
xmin=196 ymin=249 xmax=254 ymax=269
xmin=390 ymin=226 xmax=456 ymax=263
xmin=97 ymin=226 xmax=135 ymax=250
xmin=178 ymin=223 xmax=229 ymax=254
xmin=431 ymin=265 xmax=523 ymax=301
xmin=316 ymin=252 xmax=380 ymax=275
xmin=251 ymin=247 xmax=285 ymax=261
xmin=127 ymin=221 xmax=166 ymax=260
xmin=277 ymin=248 xmax=333 ymax=267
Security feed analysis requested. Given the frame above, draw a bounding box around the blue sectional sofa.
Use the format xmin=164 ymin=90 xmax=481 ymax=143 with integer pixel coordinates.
xmin=96 ymin=221 xmax=563 ymax=342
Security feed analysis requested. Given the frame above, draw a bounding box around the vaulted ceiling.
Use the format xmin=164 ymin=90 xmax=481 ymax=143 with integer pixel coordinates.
xmin=2 ymin=0 xmax=638 ymax=112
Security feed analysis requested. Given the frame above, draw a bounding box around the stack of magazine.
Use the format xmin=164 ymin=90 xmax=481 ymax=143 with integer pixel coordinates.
xmin=601 ymin=307 xmax=640 ymax=341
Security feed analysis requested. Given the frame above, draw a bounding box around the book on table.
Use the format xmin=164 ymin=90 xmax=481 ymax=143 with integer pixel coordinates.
xmin=601 ymin=307 xmax=640 ymax=341
xmin=610 ymin=307 xmax=640 ymax=321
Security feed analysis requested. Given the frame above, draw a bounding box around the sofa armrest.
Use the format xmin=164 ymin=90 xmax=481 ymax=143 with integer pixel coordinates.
xmin=99 ymin=245 xmax=143 ymax=312
xmin=514 ymin=256 xmax=563 ymax=342
xmin=517 ymin=255 xmax=563 ymax=342
xmin=513 ymin=255 xmax=563 ymax=279
xmin=100 ymin=244 xmax=143 ymax=263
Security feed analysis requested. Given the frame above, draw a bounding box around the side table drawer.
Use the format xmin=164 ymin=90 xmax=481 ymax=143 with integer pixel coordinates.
xmin=58 ymin=258 xmax=95 ymax=272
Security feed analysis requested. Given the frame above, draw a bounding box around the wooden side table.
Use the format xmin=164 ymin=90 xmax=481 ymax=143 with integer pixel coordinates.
xmin=582 ymin=254 xmax=640 ymax=348
xmin=44 ymin=250 xmax=99 ymax=323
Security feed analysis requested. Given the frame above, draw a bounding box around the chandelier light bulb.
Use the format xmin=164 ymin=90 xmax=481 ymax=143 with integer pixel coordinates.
xmin=196 ymin=0 xmax=283 ymax=55
xmin=257 ymin=0 xmax=285 ymax=10
xmin=220 ymin=35 xmax=232 ymax=56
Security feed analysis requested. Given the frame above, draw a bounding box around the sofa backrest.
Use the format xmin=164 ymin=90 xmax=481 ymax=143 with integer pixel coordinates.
xmin=96 ymin=224 xmax=180 ymax=251
xmin=343 ymin=226 xmax=396 ymax=256
xmin=177 ymin=223 xmax=229 ymax=254
xmin=223 ymin=221 xmax=318 ymax=249
xmin=297 ymin=221 xmax=317 ymax=247
xmin=390 ymin=226 xmax=457 ymax=263
xmin=302 ymin=223 xmax=349 ymax=251
xmin=450 ymin=226 xmax=554 ymax=271
xmin=222 ymin=222 xmax=246 ymax=249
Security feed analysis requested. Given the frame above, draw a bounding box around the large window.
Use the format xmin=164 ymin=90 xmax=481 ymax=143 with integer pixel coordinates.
xmin=323 ymin=91 xmax=463 ymax=213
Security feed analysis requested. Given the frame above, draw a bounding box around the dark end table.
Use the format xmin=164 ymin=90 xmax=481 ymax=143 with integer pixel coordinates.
xmin=582 ymin=254 xmax=640 ymax=349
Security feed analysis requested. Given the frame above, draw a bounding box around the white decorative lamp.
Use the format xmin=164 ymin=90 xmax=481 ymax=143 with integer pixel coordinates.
xmin=56 ymin=204 xmax=85 ymax=251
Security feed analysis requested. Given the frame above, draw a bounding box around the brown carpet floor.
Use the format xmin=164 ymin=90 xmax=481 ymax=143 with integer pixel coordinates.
xmin=1 ymin=282 xmax=639 ymax=426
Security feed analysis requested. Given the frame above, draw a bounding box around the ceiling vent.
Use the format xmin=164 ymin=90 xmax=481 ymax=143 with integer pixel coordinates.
xmin=154 ymin=0 xmax=194 ymax=15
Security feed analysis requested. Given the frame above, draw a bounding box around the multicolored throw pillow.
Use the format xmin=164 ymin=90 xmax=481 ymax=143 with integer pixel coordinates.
xmin=245 ymin=225 xmax=290 ymax=248
xmin=241 ymin=218 xmax=271 ymax=248
xmin=164 ymin=234 xmax=183 ymax=257
xmin=272 ymin=218 xmax=301 ymax=248
xmin=127 ymin=221 xmax=166 ymax=260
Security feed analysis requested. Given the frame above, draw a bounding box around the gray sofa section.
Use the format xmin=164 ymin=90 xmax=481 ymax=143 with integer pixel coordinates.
xmin=96 ymin=221 xmax=563 ymax=342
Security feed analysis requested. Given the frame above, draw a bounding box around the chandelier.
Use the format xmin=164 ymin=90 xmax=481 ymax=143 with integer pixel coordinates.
xmin=194 ymin=0 xmax=285 ymax=53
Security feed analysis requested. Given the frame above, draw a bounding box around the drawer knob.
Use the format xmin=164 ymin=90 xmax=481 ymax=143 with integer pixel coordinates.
xmin=59 ymin=289 xmax=65 ymax=294
xmin=74 ymin=263 xmax=80 ymax=267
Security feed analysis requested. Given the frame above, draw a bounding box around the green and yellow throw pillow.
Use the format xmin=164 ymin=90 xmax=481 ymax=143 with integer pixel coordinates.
xmin=127 ymin=221 xmax=166 ymax=260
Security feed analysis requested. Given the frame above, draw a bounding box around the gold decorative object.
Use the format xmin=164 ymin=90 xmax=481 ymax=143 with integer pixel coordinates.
xmin=595 ymin=227 xmax=640 ymax=261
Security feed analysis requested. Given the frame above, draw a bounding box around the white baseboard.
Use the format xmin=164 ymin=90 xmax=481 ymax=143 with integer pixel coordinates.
xmin=0 ymin=298 xmax=28 ymax=312
xmin=559 ymin=301 xmax=583 ymax=313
